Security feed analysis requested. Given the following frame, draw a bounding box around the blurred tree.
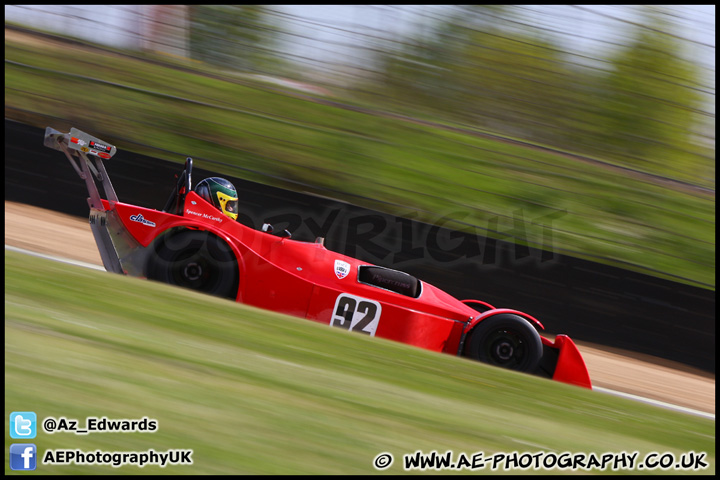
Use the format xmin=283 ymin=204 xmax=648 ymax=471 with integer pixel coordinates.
xmin=592 ymin=6 xmax=707 ymax=178
xmin=375 ymin=6 xmax=579 ymax=142
xmin=376 ymin=6 xmax=499 ymax=115
xmin=188 ymin=5 xmax=287 ymax=74
xmin=449 ymin=10 xmax=578 ymax=143
xmin=370 ymin=5 xmax=710 ymax=183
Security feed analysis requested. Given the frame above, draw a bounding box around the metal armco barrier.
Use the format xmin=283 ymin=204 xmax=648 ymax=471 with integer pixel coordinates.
xmin=5 ymin=119 xmax=715 ymax=372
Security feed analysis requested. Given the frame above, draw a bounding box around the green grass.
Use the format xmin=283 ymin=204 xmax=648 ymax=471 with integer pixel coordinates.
xmin=4 ymin=250 xmax=715 ymax=474
xmin=3 ymin=31 xmax=715 ymax=289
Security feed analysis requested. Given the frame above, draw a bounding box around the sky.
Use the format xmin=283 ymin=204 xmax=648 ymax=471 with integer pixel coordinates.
xmin=279 ymin=5 xmax=715 ymax=72
xmin=4 ymin=5 xmax=715 ymax=75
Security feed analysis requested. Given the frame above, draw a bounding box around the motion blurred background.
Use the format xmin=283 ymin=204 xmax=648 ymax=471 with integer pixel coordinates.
xmin=4 ymin=5 xmax=715 ymax=290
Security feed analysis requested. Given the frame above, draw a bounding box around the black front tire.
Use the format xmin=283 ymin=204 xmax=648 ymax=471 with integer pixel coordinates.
xmin=464 ymin=314 xmax=543 ymax=373
xmin=146 ymin=230 xmax=239 ymax=300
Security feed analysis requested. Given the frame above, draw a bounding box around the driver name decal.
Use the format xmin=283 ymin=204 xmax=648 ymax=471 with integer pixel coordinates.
xmin=331 ymin=293 xmax=381 ymax=336
xmin=185 ymin=209 xmax=224 ymax=223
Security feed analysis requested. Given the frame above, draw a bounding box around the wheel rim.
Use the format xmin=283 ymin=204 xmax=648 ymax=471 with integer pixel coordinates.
xmin=170 ymin=250 xmax=213 ymax=290
xmin=147 ymin=230 xmax=239 ymax=299
xmin=483 ymin=329 xmax=528 ymax=368
xmin=183 ymin=262 xmax=203 ymax=281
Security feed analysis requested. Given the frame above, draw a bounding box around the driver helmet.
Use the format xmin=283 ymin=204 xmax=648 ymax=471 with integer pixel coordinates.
xmin=194 ymin=177 xmax=238 ymax=220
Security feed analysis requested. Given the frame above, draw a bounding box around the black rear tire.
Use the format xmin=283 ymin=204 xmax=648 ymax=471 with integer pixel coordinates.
xmin=146 ymin=230 xmax=239 ymax=300
xmin=464 ymin=314 xmax=543 ymax=373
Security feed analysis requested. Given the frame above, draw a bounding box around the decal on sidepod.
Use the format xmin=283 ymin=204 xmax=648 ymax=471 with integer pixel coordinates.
xmin=334 ymin=259 xmax=351 ymax=279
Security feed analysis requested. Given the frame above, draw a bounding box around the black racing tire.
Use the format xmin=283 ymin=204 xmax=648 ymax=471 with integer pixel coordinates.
xmin=464 ymin=314 xmax=543 ymax=373
xmin=146 ymin=230 xmax=239 ymax=300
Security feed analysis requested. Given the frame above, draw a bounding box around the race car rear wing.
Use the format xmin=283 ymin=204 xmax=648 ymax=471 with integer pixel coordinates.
xmin=44 ymin=127 xmax=119 ymax=211
xmin=44 ymin=127 xmax=123 ymax=273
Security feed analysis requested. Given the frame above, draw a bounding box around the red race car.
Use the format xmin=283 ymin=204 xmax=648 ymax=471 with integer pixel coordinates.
xmin=44 ymin=127 xmax=592 ymax=389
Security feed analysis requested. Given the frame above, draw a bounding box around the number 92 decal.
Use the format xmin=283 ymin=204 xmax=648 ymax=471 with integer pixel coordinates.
xmin=331 ymin=293 xmax=382 ymax=336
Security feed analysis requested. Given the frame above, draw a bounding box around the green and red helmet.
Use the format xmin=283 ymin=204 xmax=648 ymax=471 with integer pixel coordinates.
xmin=194 ymin=177 xmax=238 ymax=220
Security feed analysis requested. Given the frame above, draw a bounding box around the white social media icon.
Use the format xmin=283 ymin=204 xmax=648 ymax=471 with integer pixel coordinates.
xmin=22 ymin=446 xmax=35 ymax=469
xmin=14 ymin=415 xmax=32 ymax=436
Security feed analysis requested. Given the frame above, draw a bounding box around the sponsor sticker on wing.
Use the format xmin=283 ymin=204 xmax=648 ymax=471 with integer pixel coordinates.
xmin=334 ymin=260 xmax=351 ymax=279
xmin=129 ymin=213 xmax=156 ymax=227
xmin=89 ymin=140 xmax=112 ymax=153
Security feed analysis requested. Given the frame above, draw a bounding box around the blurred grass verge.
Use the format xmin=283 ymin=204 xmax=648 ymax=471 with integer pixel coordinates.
xmin=4 ymin=250 xmax=715 ymax=474
xmin=3 ymin=28 xmax=714 ymax=289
